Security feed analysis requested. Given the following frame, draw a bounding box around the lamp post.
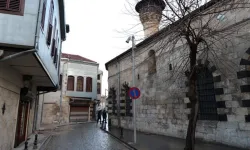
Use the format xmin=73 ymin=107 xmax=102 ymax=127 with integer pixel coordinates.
xmin=126 ymin=35 xmax=136 ymax=143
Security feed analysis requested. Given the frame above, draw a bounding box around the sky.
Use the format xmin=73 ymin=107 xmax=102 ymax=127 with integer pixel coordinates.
xmin=62 ymin=0 xmax=143 ymax=96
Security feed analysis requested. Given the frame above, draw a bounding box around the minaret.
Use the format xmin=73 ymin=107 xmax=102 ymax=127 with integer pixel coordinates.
xmin=135 ymin=0 xmax=165 ymax=38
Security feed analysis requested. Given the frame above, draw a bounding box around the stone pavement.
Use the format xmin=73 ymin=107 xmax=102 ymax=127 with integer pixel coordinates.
xmin=45 ymin=123 xmax=131 ymax=150
xmin=104 ymin=127 xmax=248 ymax=150
xmin=14 ymin=133 xmax=51 ymax=150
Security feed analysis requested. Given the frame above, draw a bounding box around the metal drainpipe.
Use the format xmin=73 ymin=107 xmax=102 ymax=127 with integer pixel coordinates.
xmin=34 ymin=0 xmax=42 ymax=50
xmin=40 ymin=93 xmax=45 ymax=125
xmin=117 ymin=60 xmax=121 ymax=128
xmin=0 ymin=49 xmax=37 ymax=62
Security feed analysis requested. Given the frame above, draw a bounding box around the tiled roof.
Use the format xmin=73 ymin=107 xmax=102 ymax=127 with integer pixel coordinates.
xmin=62 ymin=53 xmax=97 ymax=63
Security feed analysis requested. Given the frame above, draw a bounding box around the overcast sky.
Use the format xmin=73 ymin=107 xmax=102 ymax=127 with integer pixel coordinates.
xmin=62 ymin=0 xmax=143 ymax=95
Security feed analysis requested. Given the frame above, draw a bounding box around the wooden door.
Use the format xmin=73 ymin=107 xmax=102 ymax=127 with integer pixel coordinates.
xmin=14 ymin=101 xmax=29 ymax=147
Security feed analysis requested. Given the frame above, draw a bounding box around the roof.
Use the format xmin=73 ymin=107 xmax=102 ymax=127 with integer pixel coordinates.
xmin=105 ymin=0 xmax=221 ymax=70
xmin=62 ymin=53 xmax=97 ymax=63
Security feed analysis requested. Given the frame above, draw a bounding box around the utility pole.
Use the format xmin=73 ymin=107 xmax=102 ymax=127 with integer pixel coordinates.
xmin=59 ymin=58 xmax=69 ymax=125
xmin=126 ymin=35 xmax=137 ymax=143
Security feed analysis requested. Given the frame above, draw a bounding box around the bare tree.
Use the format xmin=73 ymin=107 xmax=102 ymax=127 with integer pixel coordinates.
xmin=121 ymin=0 xmax=250 ymax=150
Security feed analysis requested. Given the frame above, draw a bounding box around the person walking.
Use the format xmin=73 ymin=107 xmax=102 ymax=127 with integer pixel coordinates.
xmin=96 ymin=104 xmax=102 ymax=124
xmin=102 ymin=108 xmax=107 ymax=124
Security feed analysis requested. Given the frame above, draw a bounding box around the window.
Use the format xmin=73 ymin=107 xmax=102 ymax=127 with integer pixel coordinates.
xmin=46 ymin=0 xmax=54 ymax=46
xmin=51 ymin=19 xmax=57 ymax=57
xmin=0 ymin=0 xmax=25 ymax=15
xmin=97 ymin=74 xmax=100 ymax=80
xmin=86 ymin=77 xmax=92 ymax=92
xmin=148 ymin=50 xmax=156 ymax=74
xmin=67 ymin=76 xmax=74 ymax=91
xmin=41 ymin=0 xmax=47 ymax=30
xmin=53 ymin=30 xmax=58 ymax=66
xmin=97 ymin=83 xmax=101 ymax=94
xmin=76 ymin=76 xmax=84 ymax=91
xmin=197 ymin=68 xmax=218 ymax=120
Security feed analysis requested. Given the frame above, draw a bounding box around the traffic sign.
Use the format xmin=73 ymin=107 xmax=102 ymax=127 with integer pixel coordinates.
xmin=128 ymin=87 xmax=141 ymax=99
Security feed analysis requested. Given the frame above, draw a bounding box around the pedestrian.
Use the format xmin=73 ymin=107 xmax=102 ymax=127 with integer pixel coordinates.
xmin=102 ymin=108 xmax=107 ymax=124
xmin=96 ymin=104 xmax=102 ymax=124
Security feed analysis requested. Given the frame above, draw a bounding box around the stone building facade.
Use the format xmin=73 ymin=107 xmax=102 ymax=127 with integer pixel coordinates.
xmin=39 ymin=53 xmax=102 ymax=125
xmin=105 ymin=0 xmax=250 ymax=149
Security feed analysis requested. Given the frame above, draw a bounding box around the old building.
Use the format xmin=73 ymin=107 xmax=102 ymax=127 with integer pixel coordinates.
xmin=0 ymin=0 xmax=68 ymax=149
xmin=38 ymin=53 xmax=103 ymax=125
xmin=105 ymin=0 xmax=250 ymax=149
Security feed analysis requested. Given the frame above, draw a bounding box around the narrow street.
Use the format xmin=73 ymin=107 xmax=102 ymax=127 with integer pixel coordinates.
xmin=45 ymin=123 xmax=130 ymax=150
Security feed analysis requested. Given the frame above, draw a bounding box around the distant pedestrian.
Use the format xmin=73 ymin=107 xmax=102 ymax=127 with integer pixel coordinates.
xmin=102 ymin=109 xmax=107 ymax=124
xmin=96 ymin=104 xmax=102 ymax=124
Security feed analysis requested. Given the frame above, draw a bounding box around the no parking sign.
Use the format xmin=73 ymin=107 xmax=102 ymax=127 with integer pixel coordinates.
xmin=128 ymin=87 xmax=141 ymax=99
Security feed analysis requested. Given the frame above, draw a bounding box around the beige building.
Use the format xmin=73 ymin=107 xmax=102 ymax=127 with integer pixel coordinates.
xmin=39 ymin=53 xmax=103 ymax=125
xmin=0 ymin=0 xmax=68 ymax=149
xmin=105 ymin=0 xmax=250 ymax=149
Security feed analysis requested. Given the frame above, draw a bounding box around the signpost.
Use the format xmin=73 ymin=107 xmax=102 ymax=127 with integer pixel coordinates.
xmin=128 ymin=87 xmax=140 ymax=143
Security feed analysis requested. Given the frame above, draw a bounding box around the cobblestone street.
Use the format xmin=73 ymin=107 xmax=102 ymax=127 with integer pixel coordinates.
xmin=45 ymin=123 xmax=130 ymax=150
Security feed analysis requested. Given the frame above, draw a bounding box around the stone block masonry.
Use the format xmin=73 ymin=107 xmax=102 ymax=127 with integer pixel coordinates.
xmin=106 ymin=3 xmax=250 ymax=149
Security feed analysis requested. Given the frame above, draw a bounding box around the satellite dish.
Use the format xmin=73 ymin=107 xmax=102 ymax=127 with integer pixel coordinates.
xmin=0 ymin=50 xmax=4 ymax=58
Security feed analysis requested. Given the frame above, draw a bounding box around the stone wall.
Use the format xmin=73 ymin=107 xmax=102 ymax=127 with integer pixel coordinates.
xmin=0 ymin=63 xmax=22 ymax=150
xmin=41 ymin=91 xmax=70 ymax=125
xmin=107 ymin=8 xmax=250 ymax=149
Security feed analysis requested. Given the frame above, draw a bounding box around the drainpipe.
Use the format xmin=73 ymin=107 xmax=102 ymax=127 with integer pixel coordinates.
xmin=40 ymin=93 xmax=45 ymax=125
xmin=0 ymin=0 xmax=41 ymax=62
xmin=34 ymin=0 xmax=42 ymax=50
xmin=0 ymin=49 xmax=37 ymax=62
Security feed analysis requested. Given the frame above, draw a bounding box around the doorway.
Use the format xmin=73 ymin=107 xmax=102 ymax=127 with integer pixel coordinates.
xmin=14 ymin=100 xmax=30 ymax=147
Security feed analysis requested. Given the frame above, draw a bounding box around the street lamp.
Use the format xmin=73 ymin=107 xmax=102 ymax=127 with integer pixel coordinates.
xmin=126 ymin=35 xmax=137 ymax=143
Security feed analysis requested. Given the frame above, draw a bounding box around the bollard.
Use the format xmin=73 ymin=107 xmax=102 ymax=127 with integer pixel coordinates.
xmin=120 ymin=127 xmax=124 ymax=139
xmin=33 ymin=134 xmax=38 ymax=149
xmin=24 ymin=141 xmax=28 ymax=150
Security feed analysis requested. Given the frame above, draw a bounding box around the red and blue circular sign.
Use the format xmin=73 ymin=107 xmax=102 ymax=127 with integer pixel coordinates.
xmin=128 ymin=87 xmax=141 ymax=99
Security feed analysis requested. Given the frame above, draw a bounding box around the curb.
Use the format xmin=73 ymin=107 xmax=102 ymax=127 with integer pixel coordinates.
xmin=39 ymin=121 xmax=96 ymax=131
xmin=39 ymin=135 xmax=52 ymax=150
xmin=101 ymin=128 xmax=137 ymax=150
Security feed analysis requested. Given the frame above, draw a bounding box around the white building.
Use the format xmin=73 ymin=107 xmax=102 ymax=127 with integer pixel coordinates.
xmin=0 ymin=0 xmax=69 ymax=149
xmin=39 ymin=53 xmax=103 ymax=125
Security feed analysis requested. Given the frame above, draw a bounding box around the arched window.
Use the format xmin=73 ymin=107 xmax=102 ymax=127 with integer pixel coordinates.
xmin=67 ymin=76 xmax=74 ymax=91
xmin=148 ymin=50 xmax=156 ymax=74
xmin=76 ymin=76 xmax=84 ymax=91
xmin=86 ymin=77 xmax=92 ymax=92
xmin=97 ymin=83 xmax=101 ymax=94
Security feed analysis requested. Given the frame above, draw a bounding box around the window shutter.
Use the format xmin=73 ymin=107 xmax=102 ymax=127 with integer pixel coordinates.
xmin=0 ymin=0 xmax=7 ymax=9
xmin=51 ymin=39 xmax=55 ymax=56
xmin=46 ymin=24 xmax=53 ymax=45
xmin=8 ymin=0 xmax=21 ymax=11
xmin=46 ymin=0 xmax=53 ymax=46
xmin=67 ymin=76 xmax=74 ymax=91
xmin=53 ymin=48 xmax=57 ymax=64
xmin=86 ymin=77 xmax=92 ymax=92
xmin=41 ymin=0 xmax=47 ymax=30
